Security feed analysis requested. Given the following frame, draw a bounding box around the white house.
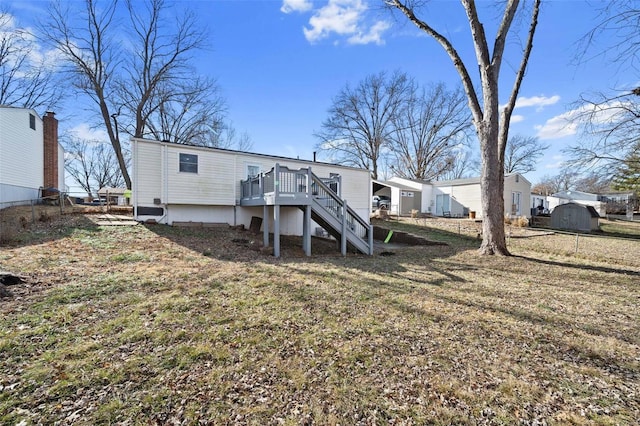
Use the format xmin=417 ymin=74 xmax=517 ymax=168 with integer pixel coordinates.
xmin=0 ymin=107 xmax=64 ymax=206
xmin=374 ymin=173 xmax=532 ymax=219
xmin=131 ymin=138 xmax=373 ymax=257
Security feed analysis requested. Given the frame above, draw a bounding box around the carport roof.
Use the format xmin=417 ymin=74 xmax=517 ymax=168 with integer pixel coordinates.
xmin=372 ymin=179 xmax=419 ymax=192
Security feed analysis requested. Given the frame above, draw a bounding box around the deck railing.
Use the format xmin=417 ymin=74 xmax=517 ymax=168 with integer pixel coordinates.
xmin=241 ymin=164 xmax=343 ymax=200
xmin=310 ymin=173 xmax=370 ymax=241
xmin=241 ymin=164 xmax=311 ymax=200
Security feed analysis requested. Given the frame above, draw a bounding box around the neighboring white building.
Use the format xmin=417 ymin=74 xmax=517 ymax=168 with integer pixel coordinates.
xmin=374 ymin=173 xmax=532 ymax=219
xmin=131 ymin=138 xmax=373 ymax=256
xmin=548 ymin=190 xmax=606 ymax=217
xmin=373 ymin=177 xmax=426 ymax=215
xmin=0 ymin=107 xmax=64 ymax=205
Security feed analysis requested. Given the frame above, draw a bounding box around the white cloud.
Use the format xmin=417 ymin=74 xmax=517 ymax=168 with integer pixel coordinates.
xmin=69 ymin=123 xmax=109 ymax=143
xmin=303 ymin=0 xmax=365 ymax=43
xmin=347 ymin=20 xmax=390 ymax=45
xmin=0 ymin=12 xmax=17 ymax=29
xmin=0 ymin=12 xmax=63 ymax=72
xmin=510 ymin=114 xmax=524 ymax=123
xmin=535 ymin=100 xmax=632 ymax=140
xmin=535 ymin=111 xmax=579 ymax=140
xmin=544 ymin=155 xmax=565 ymax=170
xmin=281 ymin=0 xmax=313 ymax=14
xmin=300 ymin=0 xmax=390 ymax=45
xmin=515 ymin=95 xmax=561 ymax=109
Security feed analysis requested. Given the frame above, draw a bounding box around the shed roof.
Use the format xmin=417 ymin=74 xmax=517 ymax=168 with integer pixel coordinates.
xmin=554 ymin=202 xmax=600 ymax=218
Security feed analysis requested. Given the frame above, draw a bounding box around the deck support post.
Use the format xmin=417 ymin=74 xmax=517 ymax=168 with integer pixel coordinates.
xmin=274 ymin=204 xmax=280 ymax=258
xmin=263 ymin=205 xmax=269 ymax=248
xmin=368 ymin=224 xmax=374 ymax=255
xmin=303 ymin=204 xmax=311 ymax=256
xmin=341 ymin=199 xmax=347 ymax=256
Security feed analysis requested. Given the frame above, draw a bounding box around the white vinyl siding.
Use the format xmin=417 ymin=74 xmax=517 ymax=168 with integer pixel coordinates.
xmin=167 ymin=148 xmax=236 ymax=205
xmin=58 ymin=144 xmax=65 ymax=191
xmin=0 ymin=108 xmax=43 ymax=203
xmin=132 ymin=138 xmax=371 ymax=229
xmin=133 ymin=142 xmax=163 ymax=205
xmin=504 ymin=174 xmax=532 ymax=217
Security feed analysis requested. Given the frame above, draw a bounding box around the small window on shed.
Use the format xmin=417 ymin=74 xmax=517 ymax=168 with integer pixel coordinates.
xmin=179 ymin=153 xmax=198 ymax=173
xmin=29 ymin=113 xmax=36 ymax=130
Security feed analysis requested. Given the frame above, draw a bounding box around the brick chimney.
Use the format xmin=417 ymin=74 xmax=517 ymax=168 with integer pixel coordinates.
xmin=43 ymin=111 xmax=59 ymax=195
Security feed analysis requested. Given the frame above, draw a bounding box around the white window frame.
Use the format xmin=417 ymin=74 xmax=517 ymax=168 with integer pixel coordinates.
xmin=246 ymin=163 xmax=261 ymax=178
xmin=179 ymin=153 xmax=198 ymax=174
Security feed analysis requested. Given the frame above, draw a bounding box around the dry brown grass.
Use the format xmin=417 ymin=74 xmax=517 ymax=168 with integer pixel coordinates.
xmin=1 ymin=214 xmax=638 ymax=425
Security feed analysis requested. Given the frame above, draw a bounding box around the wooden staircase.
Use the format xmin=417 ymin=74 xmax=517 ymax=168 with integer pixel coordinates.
xmin=240 ymin=164 xmax=373 ymax=257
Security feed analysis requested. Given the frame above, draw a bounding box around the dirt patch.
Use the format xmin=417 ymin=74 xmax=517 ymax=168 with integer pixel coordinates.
xmin=373 ymin=225 xmax=447 ymax=246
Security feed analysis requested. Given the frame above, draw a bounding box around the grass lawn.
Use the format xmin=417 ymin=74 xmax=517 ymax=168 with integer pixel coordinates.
xmin=1 ymin=214 xmax=639 ymax=425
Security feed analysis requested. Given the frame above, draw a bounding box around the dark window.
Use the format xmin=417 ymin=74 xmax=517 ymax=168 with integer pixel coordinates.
xmin=179 ymin=153 xmax=198 ymax=173
xmin=29 ymin=113 xmax=36 ymax=130
xmin=137 ymin=206 xmax=164 ymax=216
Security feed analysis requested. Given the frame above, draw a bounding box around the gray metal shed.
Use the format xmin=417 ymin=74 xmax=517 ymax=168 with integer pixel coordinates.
xmin=550 ymin=202 xmax=600 ymax=232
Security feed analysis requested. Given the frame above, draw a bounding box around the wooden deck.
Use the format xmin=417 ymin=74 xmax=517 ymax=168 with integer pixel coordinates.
xmin=239 ymin=164 xmax=373 ymax=257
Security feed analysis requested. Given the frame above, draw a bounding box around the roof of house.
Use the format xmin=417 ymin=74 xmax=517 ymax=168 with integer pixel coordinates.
xmin=552 ymin=190 xmax=599 ymax=201
xmin=0 ymin=105 xmax=40 ymax=117
xmin=132 ymin=137 xmax=368 ymax=173
xmin=431 ymin=173 xmax=531 ymax=187
xmin=432 ymin=176 xmax=481 ymax=187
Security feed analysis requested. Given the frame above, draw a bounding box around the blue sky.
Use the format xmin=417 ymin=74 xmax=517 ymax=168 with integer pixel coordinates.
xmin=4 ymin=0 xmax=634 ymax=187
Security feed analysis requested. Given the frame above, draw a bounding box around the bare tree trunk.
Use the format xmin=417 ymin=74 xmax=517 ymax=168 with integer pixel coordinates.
xmin=388 ymin=0 xmax=541 ymax=255
xmin=478 ymin=123 xmax=508 ymax=255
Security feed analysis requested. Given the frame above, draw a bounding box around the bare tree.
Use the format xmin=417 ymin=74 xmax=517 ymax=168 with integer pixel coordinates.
xmin=118 ymin=0 xmax=208 ymax=140
xmin=64 ymin=137 xmax=126 ymax=198
xmin=504 ymin=134 xmax=549 ymax=174
xmin=439 ymin=148 xmax=479 ymax=181
xmin=205 ymin=120 xmax=254 ymax=151
xmin=42 ymin=0 xmax=220 ymax=190
xmin=531 ymin=170 xmax=611 ymax=195
xmin=43 ymin=0 xmax=129 ymax=188
xmin=576 ymin=0 xmax=640 ymax=72
xmin=145 ymin=78 xmax=227 ymax=145
xmin=0 ymin=8 xmax=61 ymax=109
xmin=568 ymin=2 xmax=640 ymax=177
xmin=390 ymin=82 xmax=473 ymax=180
xmin=565 ymin=89 xmax=640 ymax=175
xmin=315 ymin=70 xmax=413 ymax=179
xmin=575 ymin=173 xmax=613 ymax=194
xmin=388 ymin=0 xmax=541 ymax=255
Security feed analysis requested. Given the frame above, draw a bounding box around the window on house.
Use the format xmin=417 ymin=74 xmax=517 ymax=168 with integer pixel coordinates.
xmin=246 ymin=164 xmax=260 ymax=178
xmin=29 ymin=113 xmax=36 ymax=130
xmin=179 ymin=153 xmax=198 ymax=173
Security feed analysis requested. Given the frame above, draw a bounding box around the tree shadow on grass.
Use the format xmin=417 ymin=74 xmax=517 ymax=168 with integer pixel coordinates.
xmin=513 ymin=254 xmax=640 ymax=277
